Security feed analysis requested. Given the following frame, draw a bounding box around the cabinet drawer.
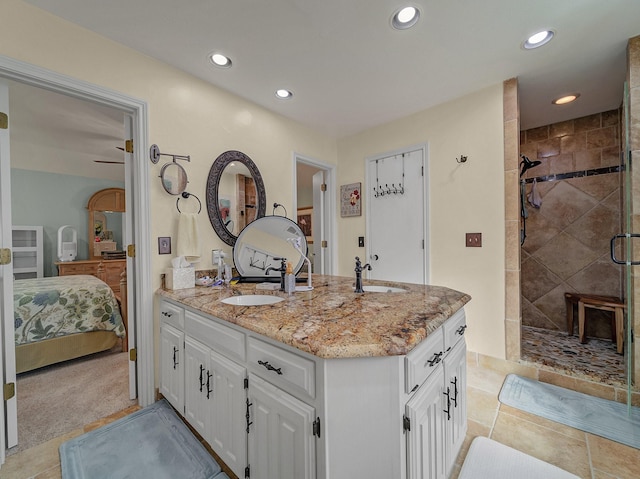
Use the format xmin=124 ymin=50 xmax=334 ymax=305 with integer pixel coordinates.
xmin=405 ymin=327 xmax=444 ymax=394
xmin=185 ymin=311 xmax=246 ymax=362
xmin=443 ymin=308 xmax=466 ymax=353
xmin=160 ymin=301 xmax=184 ymax=329
xmin=248 ymin=337 xmax=315 ymax=399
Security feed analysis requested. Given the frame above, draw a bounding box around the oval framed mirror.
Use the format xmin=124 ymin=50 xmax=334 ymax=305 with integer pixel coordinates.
xmin=206 ymin=150 xmax=266 ymax=246
xmin=233 ymin=215 xmax=308 ymax=279
xmin=160 ymin=162 xmax=188 ymax=195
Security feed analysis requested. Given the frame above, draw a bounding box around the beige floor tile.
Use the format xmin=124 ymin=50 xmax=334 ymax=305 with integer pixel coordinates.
xmin=0 ymin=429 xmax=81 ymax=479
xmin=466 ymin=386 xmax=499 ymax=427
xmin=33 ymin=465 xmax=62 ymax=479
xmin=466 ymin=363 xmax=508 ymax=396
xmin=497 ymin=403 xmax=585 ymax=440
xmin=588 ymin=433 xmax=640 ymax=479
xmin=478 ymin=353 xmax=539 ymax=380
xmin=466 ymin=418 xmax=491 ymax=438
xmin=491 ymin=411 xmax=591 ymax=478
xmin=592 ymin=469 xmax=621 ymax=479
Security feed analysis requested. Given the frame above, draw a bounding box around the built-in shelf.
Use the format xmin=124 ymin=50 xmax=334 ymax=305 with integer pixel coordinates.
xmin=12 ymin=225 xmax=43 ymax=279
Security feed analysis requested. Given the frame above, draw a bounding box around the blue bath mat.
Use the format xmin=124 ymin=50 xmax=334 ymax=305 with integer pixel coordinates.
xmin=499 ymin=374 xmax=640 ymax=449
xmin=60 ymin=399 xmax=229 ymax=479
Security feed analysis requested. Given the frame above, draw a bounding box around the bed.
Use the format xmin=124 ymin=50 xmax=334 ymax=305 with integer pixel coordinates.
xmin=14 ymin=275 xmax=126 ymax=374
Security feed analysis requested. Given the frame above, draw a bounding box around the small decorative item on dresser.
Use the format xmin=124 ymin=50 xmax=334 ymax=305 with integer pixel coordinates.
xmin=340 ymin=182 xmax=361 ymax=217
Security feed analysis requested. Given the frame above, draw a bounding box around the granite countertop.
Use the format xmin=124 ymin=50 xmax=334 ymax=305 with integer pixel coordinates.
xmin=157 ymin=275 xmax=471 ymax=359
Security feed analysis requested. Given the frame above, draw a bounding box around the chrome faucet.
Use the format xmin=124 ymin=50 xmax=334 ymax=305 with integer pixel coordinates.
xmin=354 ymin=256 xmax=372 ymax=293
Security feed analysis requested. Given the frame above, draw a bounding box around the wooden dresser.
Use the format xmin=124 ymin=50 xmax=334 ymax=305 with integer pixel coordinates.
xmin=56 ymin=259 xmax=126 ymax=295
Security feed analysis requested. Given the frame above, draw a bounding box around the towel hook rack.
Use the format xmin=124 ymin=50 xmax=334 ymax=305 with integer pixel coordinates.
xmin=176 ymin=191 xmax=202 ymax=214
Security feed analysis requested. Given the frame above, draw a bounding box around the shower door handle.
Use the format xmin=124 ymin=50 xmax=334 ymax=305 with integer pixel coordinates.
xmin=610 ymin=234 xmax=640 ymax=265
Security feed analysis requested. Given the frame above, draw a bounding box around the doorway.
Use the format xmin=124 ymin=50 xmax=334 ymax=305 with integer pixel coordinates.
xmin=294 ymin=154 xmax=335 ymax=275
xmin=518 ymin=108 xmax=625 ymax=385
xmin=3 ymin=80 xmax=135 ymax=455
xmin=0 ymin=54 xmax=153 ymax=464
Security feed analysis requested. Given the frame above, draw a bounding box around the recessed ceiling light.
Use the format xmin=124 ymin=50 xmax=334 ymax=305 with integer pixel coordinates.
xmin=391 ymin=6 xmax=420 ymax=30
xmin=523 ymin=30 xmax=554 ymax=49
xmin=552 ymin=94 xmax=580 ymax=105
xmin=210 ymin=53 xmax=232 ymax=68
xmin=275 ymin=89 xmax=293 ymax=99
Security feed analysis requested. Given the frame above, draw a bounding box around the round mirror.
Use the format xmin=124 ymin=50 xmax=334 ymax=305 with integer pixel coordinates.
xmin=233 ymin=216 xmax=308 ymax=279
xmin=206 ymin=151 xmax=266 ymax=246
xmin=160 ymin=162 xmax=188 ymax=195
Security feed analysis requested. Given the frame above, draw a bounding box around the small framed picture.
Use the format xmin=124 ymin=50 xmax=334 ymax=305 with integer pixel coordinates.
xmin=158 ymin=237 xmax=171 ymax=255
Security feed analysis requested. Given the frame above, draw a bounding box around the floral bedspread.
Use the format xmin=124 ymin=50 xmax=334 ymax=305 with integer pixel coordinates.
xmin=14 ymin=275 xmax=126 ymax=346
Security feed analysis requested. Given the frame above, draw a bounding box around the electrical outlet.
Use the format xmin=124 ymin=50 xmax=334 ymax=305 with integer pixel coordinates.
xmin=358 ymin=236 xmax=365 ymax=247
xmin=466 ymin=233 xmax=482 ymax=247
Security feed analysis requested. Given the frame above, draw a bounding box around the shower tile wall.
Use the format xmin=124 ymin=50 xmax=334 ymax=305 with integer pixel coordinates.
xmin=519 ymin=110 xmax=623 ymax=339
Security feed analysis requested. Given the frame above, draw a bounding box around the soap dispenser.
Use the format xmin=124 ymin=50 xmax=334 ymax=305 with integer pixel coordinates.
xmin=284 ymin=262 xmax=295 ymax=293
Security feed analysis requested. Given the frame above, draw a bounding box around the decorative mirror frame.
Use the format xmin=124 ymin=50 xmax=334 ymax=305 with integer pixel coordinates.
xmin=206 ymin=150 xmax=266 ymax=246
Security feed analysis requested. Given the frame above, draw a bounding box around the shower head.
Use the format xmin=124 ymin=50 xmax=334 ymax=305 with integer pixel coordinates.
xmin=520 ymin=155 xmax=542 ymax=177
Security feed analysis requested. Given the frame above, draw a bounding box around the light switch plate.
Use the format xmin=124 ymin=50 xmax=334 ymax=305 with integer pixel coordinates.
xmin=466 ymin=233 xmax=482 ymax=247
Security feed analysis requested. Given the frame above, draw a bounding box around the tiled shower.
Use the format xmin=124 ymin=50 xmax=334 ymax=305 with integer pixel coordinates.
xmin=519 ymin=110 xmax=625 ymax=383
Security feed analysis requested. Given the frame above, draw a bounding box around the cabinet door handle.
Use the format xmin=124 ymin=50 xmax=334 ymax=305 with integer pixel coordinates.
xmin=206 ymin=371 xmax=213 ymax=399
xmin=258 ymin=360 xmax=283 ymax=375
xmin=443 ymin=387 xmax=451 ymax=421
xmin=456 ymin=324 xmax=467 ymax=336
xmin=162 ymin=311 xmax=173 ymax=317
xmin=246 ymin=398 xmax=253 ymax=433
xmin=172 ymin=347 xmax=179 ymax=369
xmin=199 ymin=364 xmax=205 ymax=392
xmin=450 ymin=376 xmax=458 ymax=407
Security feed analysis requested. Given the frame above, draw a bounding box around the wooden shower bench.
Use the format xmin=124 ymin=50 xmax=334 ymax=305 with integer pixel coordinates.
xmin=565 ymin=293 xmax=625 ymax=354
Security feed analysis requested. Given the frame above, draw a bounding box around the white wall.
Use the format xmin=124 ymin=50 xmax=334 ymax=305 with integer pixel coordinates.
xmin=337 ymin=85 xmax=506 ymax=358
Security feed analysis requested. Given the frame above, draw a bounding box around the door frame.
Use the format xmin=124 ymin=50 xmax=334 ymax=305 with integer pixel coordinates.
xmin=365 ymin=143 xmax=430 ymax=283
xmin=0 ymin=54 xmax=154 ymax=452
xmin=292 ymin=153 xmax=337 ymax=275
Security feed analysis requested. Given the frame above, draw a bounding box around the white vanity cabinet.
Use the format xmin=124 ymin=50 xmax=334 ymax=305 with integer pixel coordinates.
xmin=404 ymin=308 xmax=468 ymax=479
xmin=158 ymin=296 xmax=467 ymax=479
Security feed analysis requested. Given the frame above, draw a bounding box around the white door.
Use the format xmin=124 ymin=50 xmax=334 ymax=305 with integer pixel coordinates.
xmin=160 ymin=324 xmax=184 ymax=412
xmin=405 ymin=367 xmax=446 ymax=479
xmin=209 ymin=348 xmax=247 ymax=479
xmin=184 ymin=337 xmax=210 ymax=438
xmin=366 ymin=147 xmax=427 ymax=284
xmin=0 ymin=83 xmax=18 ymax=458
xmin=248 ymin=373 xmax=316 ymax=479
xmin=122 ymin=115 xmax=137 ymax=400
xmin=311 ymin=171 xmax=325 ymax=274
xmin=443 ymin=340 xmax=467 ymax=470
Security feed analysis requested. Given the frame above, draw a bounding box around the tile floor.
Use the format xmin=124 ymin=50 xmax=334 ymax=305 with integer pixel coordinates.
xmin=521 ymin=325 xmax=626 ymax=386
xmin=2 ymin=357 xmax=638 ymax=479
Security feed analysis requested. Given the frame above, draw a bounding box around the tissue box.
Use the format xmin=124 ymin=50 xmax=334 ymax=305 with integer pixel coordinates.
xmin=166 ymin=267 xmax=195 ymax=290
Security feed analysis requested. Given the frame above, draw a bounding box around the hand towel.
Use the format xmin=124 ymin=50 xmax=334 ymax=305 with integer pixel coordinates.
xmin=527 ymin=179 xmax=542 ymax=208
xmin=177 ymin=212 xmax=201 ymax=263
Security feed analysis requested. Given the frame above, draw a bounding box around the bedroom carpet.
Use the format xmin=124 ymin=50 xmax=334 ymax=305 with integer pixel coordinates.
xmin=60 ymin=399 xmax=229 ymax=479
xmin=9 ymin=346 xmax=136 ymax=456
xmin=499 ymin=374 xmax=640 ymax=449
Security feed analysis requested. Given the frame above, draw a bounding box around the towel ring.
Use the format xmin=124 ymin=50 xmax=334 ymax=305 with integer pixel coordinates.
xmin=176 ymin=192 xmax=202 ymax=214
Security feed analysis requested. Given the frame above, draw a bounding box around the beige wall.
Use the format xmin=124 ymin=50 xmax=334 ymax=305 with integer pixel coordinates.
xmin=0 ymin=0 xmax=338 ymax=289
xmin=337 ymin=85 xmax=507 ymax=358
xmin=2 ymin=0 xmax=509 ymax=360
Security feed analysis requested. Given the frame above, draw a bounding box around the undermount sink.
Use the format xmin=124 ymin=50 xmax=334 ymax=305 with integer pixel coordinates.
xmin=220 ymin=295 xmax=285 ymax=306
xmin=362 ymin=285 xmax=407 ymax=293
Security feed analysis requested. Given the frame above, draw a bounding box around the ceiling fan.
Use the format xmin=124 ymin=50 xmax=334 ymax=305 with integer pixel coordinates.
xmin=93 ymin=146 xmax=125 ymax=165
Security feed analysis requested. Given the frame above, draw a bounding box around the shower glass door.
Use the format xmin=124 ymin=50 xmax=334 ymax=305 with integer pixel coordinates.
xmin=621 ymin=81 xmax=635 ymax=412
